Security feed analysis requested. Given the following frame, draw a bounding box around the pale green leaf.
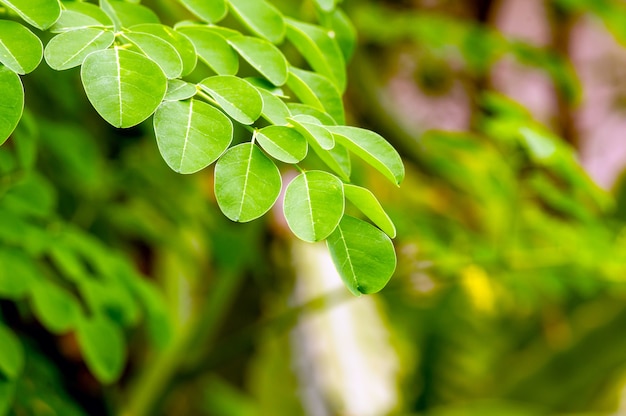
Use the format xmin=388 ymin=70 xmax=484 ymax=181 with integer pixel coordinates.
xmin=0 ymin=0 xmax=61 ymax=30
xmin=326 ymin=125 xmax=405 ymax=185
xmin=228 ymin=35 xmax=288 ymax=85
xmin=227 ymin=0 xmax=285 ymax=43
xmin=164 ymin=79 xmax=197 ymax=101
xmin=62 ymin=1 xmax=113 ymax=25
xmin=109 ymin=0 xmax=159 ymax=27
xmin=121 ymin=31 xmax=183 ymax=79
xmin=256 ymin=85 xmax=291 ymax=125
xmin=287 ymin=103 xmax=336 ymax=125
xmin=130 ymin=23 xmax=197 ymax=76
xmin=31 ymin=280 xmax=82 ymax=334
xmin=287 ymin=67 xmax=345 ymax=124
xmin=178 ymin=0 xmax=227 ymax=23
xmin=214 ymin=142 xmax=281 ymax=222
xmin=81 ymin=48 xmax=167 ymax=128
xmin=77 ymin=314 xmax=126 ymax=384
xmin=0 ymin=323 xmax=23 ymax=379
xmin=154 ymin=99 xmax=233 ymax=174
xmin=50 ymin=11 xmax=107 ymax=33
xmin=307 ymin=138 xmax=351 ymax=181
xmin=0 ymin=66 xmax=23 ymax=145
xmin=314 ymin=0 xmax=337 ymax=12
xmin=344 ymin=184 xmax=396 ymax=238
xmin=199 ymin=75 xmax=263 ymax=125
xmin=285 ymin=18 xmax=346 ymax=91
xmin=256 ymin=125 xmax=307 ymax=163
xmin=44 ymin=28 xmax=114 ymax=70
xmin=0 ymin=248 xmax=39 ymax=299
xmin=288 ymin=115 xmax=334 ymax=150
xmin=327 ymin=215 xmax=396 ymax=296
xmin=176 ymin=26 xmax=238 ymax=75
xmin=0 ymin=20 xmax=42 ymax=74
xmin=283 ymin=170 xmax=344 ymax=242
xmin=330 ymin=9 xmax=357 ymax=60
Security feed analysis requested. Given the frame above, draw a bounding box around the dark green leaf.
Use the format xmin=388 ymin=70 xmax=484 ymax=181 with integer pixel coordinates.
xmin=77 ymin=314 xmax=126 ymax=384
xmin=0 ymin=323 xmax=23 ymax=379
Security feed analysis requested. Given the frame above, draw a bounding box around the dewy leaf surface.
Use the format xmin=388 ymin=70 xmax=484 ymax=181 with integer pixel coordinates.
xmin=327 ymin=215 xmax=396 ymax=296
xmin=176 ymin=26 xmax=238 ymax=75
xmin=214 ymin=143 xmax=282 ymax=222
xmin=199 ymin=75 xmax=263 ymax=125
xmin=121 ymin=31 xmax=183 ymax=79
xmin=227 ymin=0 xmax=285 ymax=43
xmin=77 ymin=314 xmax=126 ymax=384
xmin=0 ymin=20 xmax=43 ymax=74
xmin=81 ymin=48 xmax=167 ymax=128
xmin=0 ymin=66 xmax=23 ymax=145
xmin=256 ymin=125 xmax=307 ymax=163
xmin=154 ymin=99 xmax=233 ymax=174
xmin=0 ymin=323 xmax=23 ymax=380
xmin=283 ymin=170 xmax=344 ymax=242
xmin=0 ymin=0 xmax=61 ymax=30
xmin=344 ymin=184 xmax=396 ymax=238
xmin=228 ymin=35 xmax=288 ymax=86
xmin=178 ymin=0 xmax=227 ymax=23
xmin=326 ymin=125 xmax=405 ymax=185
xmin=44 ymin=28 xmax=115 ymax=71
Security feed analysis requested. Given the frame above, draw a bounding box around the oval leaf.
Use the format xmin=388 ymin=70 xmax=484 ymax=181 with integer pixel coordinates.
xmin=227 ymin=0 xmax=285 ymax=43
xmin=283 ymin=170 xmax=345 ymax=242
xmin=81 ymin=48 xmax=167 ymax=128
xmin=214 ymin=142 xmax=281 ymax=222
xmin=130 ymin=23 xmax=197 ymax=76
xmin=0 ymin=248 xmax=38 ymax=299
xmin=228 ymin=35 xmax=288 ymax=86
xmin=154 ymin=99 xmax=233 ymax=174
xmin=164 ymin=79 xmax=197 ymax=101
xmin=121 ymin=31 xmax=183 ymax=79
xmin=200 ymin=75 xmax=263 ymax=125
xmin=0 ymin=20 xmax=43 ymax=74
xmin=288 ymin=115 xmax=335 ymax=150
xmin=0 ymin=66 xmax=23 ymax=145
xmin=326 ymin=125 xmax=405 ymax=185
xmin=327 ymin=215 xmax=396 ymax=296
xmin=77 ymin=314 xmax=126 ymax=384
xmin=0 ymin=323 xmax=23 ymax=379
xmin=287 ymin=67 xmax=345 ymax=124
xmin=0 ymin=0 xmax=61 ymax=30
xmin=31 ymin=280 xmax=82 ymax=334
xmin=256 ymin=125 xmax=307 ymax=163
xmin=344 ymin=184 xmax=396 ymax=238
xmin=44 ymin=28 xmax=114 ymax=70
xmin=109 ymin=1 xmax=159 ymax=27
xmin=178 ymin=0 xmax=227 ymax=23
xmin=176 ymin=26 xmax=238 ymax=75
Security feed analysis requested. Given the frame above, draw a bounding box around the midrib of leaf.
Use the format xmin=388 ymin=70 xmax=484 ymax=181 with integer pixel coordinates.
xmin=115 ymin=47 xmax=122 ymax=126
xmin=178 ymin=99 xmax=194 ymax=171
xmin=304 ymin=174 xmax=315 ymax=239
xmin=335 ymin=225 xmax=358 ymax=290
xmin=60 ymin=30 xmax=107 ymax=67
xmin=0 ymin=39 xmax=24 ymax=73
xmin=237 ymin=144 xmax=254 ymax=220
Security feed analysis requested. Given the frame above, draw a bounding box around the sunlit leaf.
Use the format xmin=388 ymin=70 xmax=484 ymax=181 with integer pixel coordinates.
xmin=227 ymin=0 xmax=285 ymax=43
xmin=214 ymin=143 xmax=282 ymax=222
xmin=178 ymin=0 xmax=227 ymax=23
xmin=199 ymin=75 xmax=263 ymax=125
xmin=256 ymin=125 xmax=307 ymax=163
xmin=31 ymin=280 xmax=82 ymax=334
xmin=327 ymin=125 xmax=404 ymax=185
xmin=81 ymin=48 xmax=167 ymax=128
xmin=314 ymin=0 xmax=336 ymax=12
xmin=154 ymin=99 xmax=233 ymax=174
xmin=0 ymin=66 xmax=23 ymax=145
xmin=44 ymin=28 xmax=115 ymax=70
xmin=0 ymin=0 xmax=61 ymax=30
xmin=176 ymin=26 xmax=238 ymax=75
xmin=287 ymin=102 xmax=336 ymax=125
xmin=130 ymin=23 xmax=197 ymax=76
xmin=256 ymin=87 xmax=291 ymax=125
xmin=0 ymin=20 xmax=43 ymax=74
xmin=344 ymin=184 xmax=396 ymax=238
xmin=283 ymin=170 xmax=344 ymax=242
xmin=109 ymin=0 xmax=159 ymax=27
xmin=287 ymin=67 xmax=345 ymax=124
xmin=164 ymin=79 xmax=197 ymax=101
xmin=228 ymin=35 xmax=288 ymax=85
xmin=288 ymin=115 xmax=334 ymax=150
xmin=0 ymin=323 xmax=23 ymax=379
xmin=327 ymin=215 xmax=396 ymax=296
xmin=77 ymin=314 xmax=126 ymax=384
xmin=330 ymin=9 xmax=357 ymax=60
xmin=121 ymin=31 xmax=183 ymax=79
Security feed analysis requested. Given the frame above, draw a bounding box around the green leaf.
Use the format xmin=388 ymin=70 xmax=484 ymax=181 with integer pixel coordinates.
xmin=178 ymin=0 xmax=227 ymax=23
xmin=327 ymin=215 xmax=396 ymax=296
xmin=176 ymin=26 xmax=238 ymax=75
xmin=256 ymin=86 xmax=291 ymax=125
xmin=50 ymin=10 xmax=109 ymax=33
xmin=0 ymin=379 xmax=15 ymax=416
xmin=0 ymin=20 xmax=43 ymax=74
xmin=326 ymin=125 xmax=405 ymax=185
xmin=285 ymin=18 xmax=346 ymax=91
xmin=199 ymin=75 xmax=263 ymax=125
xmin=61 ymin=1 xmax=113 ymax=26
xmin=283 ymin=171 xmax=344 ymax=242
xmin=77 ymin=314 xmax=126 ymax=384
xmin=344 ymin=184 xmax=396 ymax=238
xmin=44 ymin=28 xmax=115 ymax=71
xmin=256 ymin=125 xmax=307 ymax=163
xmin=81 ymin=48 xmax=167 ymax=128
xmin=121 ymin=31 xmax=183 ymax=79
xmin=330 ymin=9 xmax=357 ymax=60
xmin=287 ymin=67 xmax=345 ymax=124
xmin=314 ymin=0 xmax=337 ymax=12
xmin=164 ymin=79 xmax=197 ymax=101
xmin=228 ymin=35 xmax=288 ymax=86
xmin=0 ymin=0 xmax=61 ymax=30
xmin=154 ymin=99 xmax=233 ymax=174
xmin=0 ymin=248 xmax=39 ymax=299
xmin=0 ymin=323 xmax=23 ymax=379
xmin=130 ymin=23 xmax=197 ymax=76
xmin=214 ymin=142 xmax=282 ymax=222
xmin=288 ymin=115 xmax=334 ymax=150
xmin=109 ymin=0 xmax=159 ymax=27
xmin=0 ymin=66 xmax=23 ymax=145
xmin=227 ymin=0 xmax=285 ymax=43
xmin=31 ymin=280 xmax=82 ymax=334
xmin=287 ymin=102 xmax=336 ymax=125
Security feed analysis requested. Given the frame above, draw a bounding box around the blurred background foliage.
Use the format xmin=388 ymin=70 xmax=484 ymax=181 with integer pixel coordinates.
xmin=3 ymin=0 xmax=626 ymax=415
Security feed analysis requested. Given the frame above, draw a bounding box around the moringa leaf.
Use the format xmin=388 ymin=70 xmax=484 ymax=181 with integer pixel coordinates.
xmin=109 ymin=0 xmax=159 ymax=27
xmin=178 ymin=0 xmax=227 ymax=23
xmin=81 ymin=48 xmax=167 ymax=128
xmin=0 ymin=20 xmax=43 ymax=74
xmin=0 ymin=0 xmax=61 ymax=30
xmin=199 ymin=75 xmax=263 ymax=125
xmin=256 ymin=125 xmax=307 ymax=163
xmin=44 ymin=28 xmax=115 ymax=71
xmin=227 ymin=0 xmax=285 ymax=43
xmin=256 ymin=86 xmax=291 ymax=125
xmin=154 ymin=99 xmax=233 ymax=174
xmin=283 ymin=170 xmax=344 ymax=242
xmin=228 ymin=35 xmax=288 ymax=86
xmin=164 ymin=79 xmax=197 ymax=101
xmin=130 ymin=23 xmax=197 ymax=75
xmin=214 ymin=143 xmax=282 ymax=222
xmin=0 ymin=323 xmax=23 ymax=379
xmin=287 ymin=67 xmax=345 ymax=124
xmin=0 ymin=248 xmax=39 ymax=299
xmin=121 ymin=31 xmax=183 ymax=79
xmin=327 ymin=215 xmax=396 ymax=296
xmin=176 ymin=26 xmax=238 ymax=75
xmin=288 ymin=115 xmax=335 ymax=150
xmin=343 ymin=184 xmax=396 ymax=238
xmin=77 ymin=314 xmax=126 ymax=384
xmin=0 ymin=66 xmax=23 ymax=145
xmin=31 ymin=280 xmax=82 ymax=334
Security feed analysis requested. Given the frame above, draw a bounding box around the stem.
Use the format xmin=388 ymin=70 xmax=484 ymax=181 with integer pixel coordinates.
xmin=120 ymin=269 xmax=244 ymax=416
